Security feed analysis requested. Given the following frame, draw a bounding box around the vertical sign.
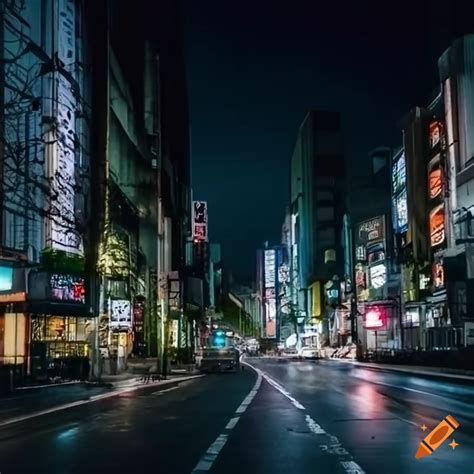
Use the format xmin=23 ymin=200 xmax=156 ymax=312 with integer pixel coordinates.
xmin=193 ymin=201 xmax=208 ymax=242
xmin=264 ymin=249 xmax=276 ymax=338
xmin=49 ymin=0 xmax=82 ymax=254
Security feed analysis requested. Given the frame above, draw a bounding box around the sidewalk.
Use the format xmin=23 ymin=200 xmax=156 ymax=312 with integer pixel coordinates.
xmin=0 ymin=373 xmax=204 ymax=428
xmin=327 ymin=358 xmax=474 ymax=381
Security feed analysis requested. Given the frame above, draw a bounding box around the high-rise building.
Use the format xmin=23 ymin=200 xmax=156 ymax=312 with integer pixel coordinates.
xmin=289 ymin=111 xmax=345 ymax=344
xmin=437 ymin=34 xmax=474 ymax=347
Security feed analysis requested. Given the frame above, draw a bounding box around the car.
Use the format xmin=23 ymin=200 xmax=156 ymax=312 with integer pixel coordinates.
xmin=298 ymin=347 xmax=319 ymax=359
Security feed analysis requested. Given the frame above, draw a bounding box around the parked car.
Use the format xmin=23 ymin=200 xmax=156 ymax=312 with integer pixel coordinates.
xmin=298 ymin=347 xmax=320 ymax=359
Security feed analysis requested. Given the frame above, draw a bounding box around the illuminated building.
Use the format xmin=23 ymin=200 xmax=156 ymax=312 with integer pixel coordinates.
xmin=0 ymin=0 xmax=93 ymax=382
xmin=90 ymin=0 xmax=192 ymax=373
xmin=437 ymin=34 xmax=474 ymax=348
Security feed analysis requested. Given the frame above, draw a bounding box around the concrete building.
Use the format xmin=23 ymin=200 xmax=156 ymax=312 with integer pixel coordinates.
xmin=438 ymin=34 xmax=474 ymax=347
xmin=1 ymin=0 xmax=93 ymax=383
xmin=289 ymin=111 xmax=345 ymax=346
xmin=88 ymin=0 xmax=191 ymax=375
xmin=0 ymin=0 xmax=192 ymax=385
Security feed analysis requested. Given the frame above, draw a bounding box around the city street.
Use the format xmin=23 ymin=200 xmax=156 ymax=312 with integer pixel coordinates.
xmin=0 ymin=359 xmax=472 ymax=474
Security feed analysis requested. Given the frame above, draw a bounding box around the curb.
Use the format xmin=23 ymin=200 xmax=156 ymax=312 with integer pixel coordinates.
xmin=0 ymin=374 xmax=205 ymax=429
xmin=15 ymin=381 xmax=83 ymax=391
xmin=327 ymin=358 xmax=474 ymax=382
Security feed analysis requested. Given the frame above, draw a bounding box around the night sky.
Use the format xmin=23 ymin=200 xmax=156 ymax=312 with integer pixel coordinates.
xmin=183 ymin=0 xmax=468 ymax=282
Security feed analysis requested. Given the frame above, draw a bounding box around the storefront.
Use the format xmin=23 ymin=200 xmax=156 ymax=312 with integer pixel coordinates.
xmin=28 ymin=270 xmax=93 ymax=380
xmin=402 ymin=303 xmax=424 ymax=350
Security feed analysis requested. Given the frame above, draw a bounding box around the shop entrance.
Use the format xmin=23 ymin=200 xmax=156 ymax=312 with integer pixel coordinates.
xmin=31 ymin=314 xmax=92 ymax=381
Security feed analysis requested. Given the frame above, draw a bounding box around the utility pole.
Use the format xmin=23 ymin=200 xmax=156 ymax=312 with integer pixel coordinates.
xmin=155 ymin=54 xmax=165 ymax=374
xmin=0 ymin=0 xmax=5 ymax=246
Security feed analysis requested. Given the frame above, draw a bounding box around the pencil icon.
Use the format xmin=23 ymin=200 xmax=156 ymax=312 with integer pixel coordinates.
xmin=415 ymin=415 xmax=460 ymax=459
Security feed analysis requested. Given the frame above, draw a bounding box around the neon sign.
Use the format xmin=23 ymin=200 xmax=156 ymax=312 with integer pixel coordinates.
xmin=364 ymin=308 xmax=385 ymax=329
xmin=430 ymin=205 xmax=445 ymax=247
xmin=50 ymin=274 xmax=85 ymax=303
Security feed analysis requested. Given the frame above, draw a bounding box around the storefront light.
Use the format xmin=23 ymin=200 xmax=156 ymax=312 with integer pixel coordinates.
xmin=369 ymin=263 xmax=386 ymax=289
xmin=364 ymin=308 xmax=385 ymax=329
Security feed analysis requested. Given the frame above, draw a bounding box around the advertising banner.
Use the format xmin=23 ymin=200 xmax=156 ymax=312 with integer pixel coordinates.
xmin=392 ymin=152 xmax=408 ymax=234
xmin=357 ymin=216 xmax=385 ymax=244
xmin=50 ymin=0 xmax=83 ymax=254
xmin=264 ymin=249 xmax=276 ymax=338
xmin=50 ymin=273 xmax=86 ymax=303
xmin=363 ymin=306 xmax=386 ymax=330
xmin=264 ymin=250 xmax=276 ymax=288
xmin=428 ymin=156 xmax=442 ymax=200
xmin=430 ymin=205 xmax=445 ymax=247
xmin=192 ymin=201 xmax=208 ymax=242
xmin=109 ymin=299 xmax=132 ymax=329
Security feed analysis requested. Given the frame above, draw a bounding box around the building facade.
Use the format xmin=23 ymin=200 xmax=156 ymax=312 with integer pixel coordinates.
xmin=289 ymin=111 xmax=345 ymax=347
xmin=0 ymin=0 xmax=192 ymax=385
xmin=1 ymin=0 xmax=93 ymax=383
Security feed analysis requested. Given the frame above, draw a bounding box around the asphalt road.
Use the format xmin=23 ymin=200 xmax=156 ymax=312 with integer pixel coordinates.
xmin=0 ymin=359 xmax=472 ymax=474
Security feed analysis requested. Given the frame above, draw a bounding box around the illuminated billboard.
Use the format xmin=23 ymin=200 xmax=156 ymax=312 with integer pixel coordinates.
xmin=429 ymin=121 xmax=442 ymax=149
xmin=356 ymin=216 xmax=387 ymax=299
xmin=50 ymin=274 xmax=85 ymax=303
xmin=369 ymin=263 xmax=386 ymax=289
xmin=109 ymin=299 xmax=132 ymax=329
xmin=49 ymin=0 xmax=83 ymax=254
xmin=430 ymin=205 xmax=445 ymax=247
xmin=392 ymin=152 xmax=408 ymax=234
xmin=193 ymin=201 xmax=208 ymax=242
xmin=363 ymin=307 xmax=386 ymax=329
xmin=428 ymin=155 xmax=442 ymax=200
xmin=433 ymin=260 xmax=444 ymax=289
xmin=357 ymin=216 xmax=385 ymax=244
xmin=264 ymin=249 xmax=276 ymax=338
xmin=392 ymin=152 xmax=406 ymax=195
xmin=264 ymin=250 xmax=276 ymax=288
xmin=0 ymin=266 xmax=13 ymax=292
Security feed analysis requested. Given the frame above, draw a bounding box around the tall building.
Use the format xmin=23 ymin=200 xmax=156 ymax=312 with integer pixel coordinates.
xmin=88 ymin=0 xmax=191 ymax=374
xmin=289 ymin=111 xmax=345 ymax=345
xmin=0 ymin=0 xmax=192 ymax=383
xmin=1 ymin=0 xmax=93 ymax=381
xmin=437 ymin=34 xmax=474 ymax=347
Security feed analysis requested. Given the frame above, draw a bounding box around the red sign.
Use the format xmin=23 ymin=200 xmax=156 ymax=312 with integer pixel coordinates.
xmin=364 ymin=307 xmax=385 ymax=329
xmin=430 ymin=205 xmax=445 ymax=247
xmin=428 ymin=156 xmax=442 ymax=200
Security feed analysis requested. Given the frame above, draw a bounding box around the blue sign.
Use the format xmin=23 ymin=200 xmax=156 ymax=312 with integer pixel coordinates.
xmin=0 ymin=266 xmax=13 ymax=292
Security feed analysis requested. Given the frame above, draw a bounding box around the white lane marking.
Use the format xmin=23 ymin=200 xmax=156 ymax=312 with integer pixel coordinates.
xmin=245 ymin=359 xmax=365 ymax=474
xmin=340 ymin=460 xmax=365 ymax=473
xmin=0 ymin=375 xmax=204 ymax=428
xmin=243 ymin=360 xmax=305 ymax=410
xmin=192 ymin=368 xmax=262 ymax=472
xmin=306 ymin=414 xmax=326 ymax=434
xmin=261 ymin=372 xmax=305 ymax=410
xmin=152 ymin=386 xmax=179 ymax=395
xmin=225 ymin=417 xmax=240 ymax=430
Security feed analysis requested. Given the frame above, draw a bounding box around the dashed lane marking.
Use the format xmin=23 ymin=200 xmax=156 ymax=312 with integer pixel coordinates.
xmin=244 ymin=359 xmax=365 ymax=474
xmin=225 ymin=417 xmax=240 ymax=430
xmin=192 ymin=366 xmax=262 ymax=472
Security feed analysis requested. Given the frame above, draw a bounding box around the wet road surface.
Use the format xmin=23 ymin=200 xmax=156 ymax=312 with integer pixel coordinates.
xmin=0 ymin=359 xmax=472 ymax=473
